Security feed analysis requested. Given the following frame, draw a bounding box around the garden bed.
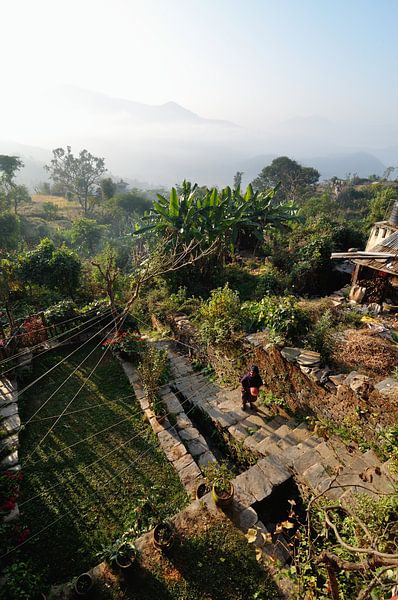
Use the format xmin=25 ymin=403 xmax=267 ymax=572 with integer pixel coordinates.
xmin=11 ymin=345 xmax=188 ymax=585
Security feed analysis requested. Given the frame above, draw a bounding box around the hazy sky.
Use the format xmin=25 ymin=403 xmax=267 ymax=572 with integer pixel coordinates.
xmin=3 ymin=0 xmax=398 ymax=133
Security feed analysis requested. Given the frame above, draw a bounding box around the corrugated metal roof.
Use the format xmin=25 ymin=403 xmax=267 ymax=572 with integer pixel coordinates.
xmin=376 ymin=230 xmax=398 ymax=251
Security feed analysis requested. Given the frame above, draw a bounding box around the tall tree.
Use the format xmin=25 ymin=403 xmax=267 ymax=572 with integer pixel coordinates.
xmin=233 ymin=171 xmax=244 ymax=189
xmin=0 ymin=155 xmax=31 ymax=213
xmin=252 ymin=156 xmax=320 ymax=202
xmin=45 ymin=146 xmax=106 ymax=215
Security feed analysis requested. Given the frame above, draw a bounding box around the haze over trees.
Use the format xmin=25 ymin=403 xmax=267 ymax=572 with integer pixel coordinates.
xmin=45 ymin=146 xmax=106 ymax=216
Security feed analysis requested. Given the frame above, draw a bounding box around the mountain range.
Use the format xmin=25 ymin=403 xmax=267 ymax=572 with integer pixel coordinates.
xmin=0 ymin=86 xmax=395 ymax=189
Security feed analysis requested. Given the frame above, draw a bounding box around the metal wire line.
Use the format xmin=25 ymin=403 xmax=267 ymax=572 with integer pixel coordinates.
xmin=13 ymin=365 xmax=216 ymax=532
xmin=23 ymin=317 xmax=122 ymax=463
xmin=1 ymin=305 xmax=107 ymax=342
xmin=0 ymin=309 xmax=113 ymax=373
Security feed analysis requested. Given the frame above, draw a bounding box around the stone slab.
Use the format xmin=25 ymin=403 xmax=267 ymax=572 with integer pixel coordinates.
xmin=0 ymin=403 xmax=18 ymax=419
xmin=292 ymin=448 xmax=322 ymax=473
xmin=164 ymin=442 xmax=188 ymax=463
xmin=0 ymin=450 xmax=18 ymax=469
xmin=178 ymin=461 xmax=202 ymax=486
xmin=173 ymin=452 xmax=195 ymax=472
xmin=163 ymin=395 xmax=184 ymax=414
xmin=175 ymin=414 xmax=193 ymax=430
xmin=179 ymin=427 xmax=200 ymax=442
xmin=1 ymin=414 xmax=21 ymax=435
xmin=302 ymin=462 xmax=330 ymax=492
xmin=185 ymin=437 xmax=208 ymax=457
xmin=197 ymin=451 xmax=217 ymax=468
xmin=257 ymin=455 xmax=291 ymax=487
xmin=234 ymin=506 xmax=258 ymax=531
xmin=245 ymin=464 xmax=273 ymax=502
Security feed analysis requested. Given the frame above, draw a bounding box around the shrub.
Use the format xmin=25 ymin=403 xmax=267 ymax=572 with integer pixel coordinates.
xmin=254 ymin=266 xmax=289 ymax=298
xmin=138 ymin=345 xmax=169 ymax=403
xmin=254 ymin=295 xmax=308 ymax=342
xmin=197 ymin=284 xmax=243 ymax=346
xmin=305 ymin=309 xmax=337 ymax=362
xmin=44 ymin=299 xmax=77 ymax=325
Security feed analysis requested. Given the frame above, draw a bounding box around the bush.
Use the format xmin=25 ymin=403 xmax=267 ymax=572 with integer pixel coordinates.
xmin=138 ymin=345 xmax=169 ymax=403
xmin=305 ymin=309 xmax=337 ymax=361
xmin=247 ymin=295 xmax=308 ymax=343
xmin=197 ymin=285 xmax=243 ymax=346
xmin=44 ymin=300 xmax=78 ymax=325
xmin=254 ymin=266 xmax=289 ymax=298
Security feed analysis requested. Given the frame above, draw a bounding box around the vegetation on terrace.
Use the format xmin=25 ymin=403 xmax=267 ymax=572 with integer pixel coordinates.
xmin=11 ymin=345 xmax=187 ymax=584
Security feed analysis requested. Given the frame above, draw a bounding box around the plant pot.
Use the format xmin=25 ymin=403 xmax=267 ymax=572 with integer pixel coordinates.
xmin=196 ymin=482 xmax=209 ymax=499
xmin=153 ymin=521 xmax=175 ymax=551
xmin=212 ymin=482 xmax=234 ymax=508
xmin=74 ymin=572 xmax=93 ymax=597
xmin=114 ymin=543 xmax=135 ymax=569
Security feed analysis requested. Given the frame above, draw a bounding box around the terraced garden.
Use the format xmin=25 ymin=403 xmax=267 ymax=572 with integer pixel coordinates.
xmin=16 ymin=345 xmax=188 ymax=584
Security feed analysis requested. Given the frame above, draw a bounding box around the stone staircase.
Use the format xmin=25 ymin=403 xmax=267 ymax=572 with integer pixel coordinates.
xmin=167 ymin=345 xmax=398 ymax=506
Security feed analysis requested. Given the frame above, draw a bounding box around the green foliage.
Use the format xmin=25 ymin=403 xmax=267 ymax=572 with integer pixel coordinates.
xmin=365 ymin=185 xmax=396 ymax=227
xmin=203 ymin=461 xmax=234 ymax=495
xmin=197 ymin=284 xmax=243 ymax=346
xmin=44 ymin=299 xmax=77 ymax=324
xmin=45 ymin=146 xmax=106 ymax=215
xmin=305 ymin=309 xmax=336 ymax=361
xmin=246 ymin=294 xmax=308 ymax=342
xmin=41 ymin=201 xmax=59 ymax=220
xmin=258 ymin=389 xmax=287 ymax=410
xmin=252 ymin=155 xmax=319 ymax=201
xmin=19 ymin=238 xmax=81 ymax=297
xmin=0 ymin=212 xmax=20 ymax=251
xmin=0 ymin=560 xmax=45 ymax=600
xmin=134 ymin=180 xmax=297 ymax=255
xmin=69 ymin=217 xmax=107 ymax=256
xmin=138 ymin=345 xmax=169 ymax=403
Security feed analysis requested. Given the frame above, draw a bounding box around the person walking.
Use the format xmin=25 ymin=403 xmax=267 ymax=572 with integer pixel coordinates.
xmin=240 ymin=365 xmax=263 ymax=410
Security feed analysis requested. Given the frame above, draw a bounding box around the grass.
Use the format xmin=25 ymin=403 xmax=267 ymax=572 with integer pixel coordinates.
xmin=93 ymin=516 xmax=280 ymax=599
xmin=14 ymin=345 xmax=188 ymax=586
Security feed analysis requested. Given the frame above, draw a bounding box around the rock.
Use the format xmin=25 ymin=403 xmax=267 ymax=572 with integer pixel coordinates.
xmin=179 ymin=427 xmax=200 ymax=442
xmin=347 ymin=374 xmax=373 ymax=398
xmin=235 ymin=507 xmax=258 ymax=531
xmin=374 ymin=378 xmax=398 ymax=396
xmin=297 ymin=350 xmax=321 ymax=367
xmin=173 ymin=452 xmax=195 ymax=472
xmin=185 ymin=437 xmax=208 ymax=457
xmin=329 ymin=374 xmax=347 ymax=386
xmin=281 ymin=347 xmax=301 ymax=363
xmin=1 ymin=414 xmax=21 ymax=435
xmin=178 ymin=461 xmax=202 ymax=487
xmin=245 ymin=464 xmax=273 ymax=502
xmin=197 ymin=451 xmax=217 ymax=467
xmin=0 ymin=450 xmax=18 ymax=469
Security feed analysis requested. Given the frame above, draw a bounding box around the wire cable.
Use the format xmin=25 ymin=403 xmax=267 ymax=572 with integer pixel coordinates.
xmin=0 ymin=309 xmax=113 ymax=372
xmin=23 ymin=318 xmax=121 ymax=462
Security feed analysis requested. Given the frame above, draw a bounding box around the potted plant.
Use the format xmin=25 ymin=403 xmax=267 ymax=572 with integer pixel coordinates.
xmin=74 ymin=572 xmax=93 ymax=596
xmin=204 ymin=462 xmax=234 ymax=508
xmin=153 ymin=521 xmax=175 ymax=551
xmin=196 ymin=481 xmax=210 ymax=499
xmin=99 ymin=533 xmax=138 ymax=570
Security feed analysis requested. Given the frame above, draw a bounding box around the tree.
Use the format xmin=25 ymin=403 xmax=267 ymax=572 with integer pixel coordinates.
xmin=100 ymin=177 xmax=116 ymax=200
xmin=252 ymin=156 xmax=320 ymax=201
xmin=9 ymin=184 xmax=31 ymax=215
xmin=19 ymin=238 xmax=81 ymax=298
xmin=233 ymin=171 xmax=244 ymax=189
xmin=45 ymin=146 xmax=106 ymax=215
xmin=0 ymin=213 xmax=21 ymax=252
xmin=69 ymin=217 xmax=107 ymax=256
xmin=0 ymin=155 xmax=31 ymax=214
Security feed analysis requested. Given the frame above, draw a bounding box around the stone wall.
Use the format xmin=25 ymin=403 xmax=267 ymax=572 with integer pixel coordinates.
xmin=167 ymin=314 xmax=398 ymax=447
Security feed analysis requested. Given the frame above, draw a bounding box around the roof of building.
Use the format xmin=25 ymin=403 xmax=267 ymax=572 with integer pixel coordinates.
xmin=332 ymin=231 xmax=398 ymax=276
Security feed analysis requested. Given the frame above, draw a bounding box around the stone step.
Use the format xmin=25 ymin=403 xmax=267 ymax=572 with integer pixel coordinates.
xmin=256 ymin=455 xmax=291 ymax=487
xmin=291 ymin=447 xmax=322 ymax=473
xmin=301 ymin=462 xmax=330 ymax=493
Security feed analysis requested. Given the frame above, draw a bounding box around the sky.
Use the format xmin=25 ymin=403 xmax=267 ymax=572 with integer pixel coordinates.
xmin=2 ymin=0 xmax=398 ymax=131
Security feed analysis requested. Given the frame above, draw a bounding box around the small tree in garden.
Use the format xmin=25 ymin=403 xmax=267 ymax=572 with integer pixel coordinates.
xmin=197 ymin=285 xmax=243 ymax=346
